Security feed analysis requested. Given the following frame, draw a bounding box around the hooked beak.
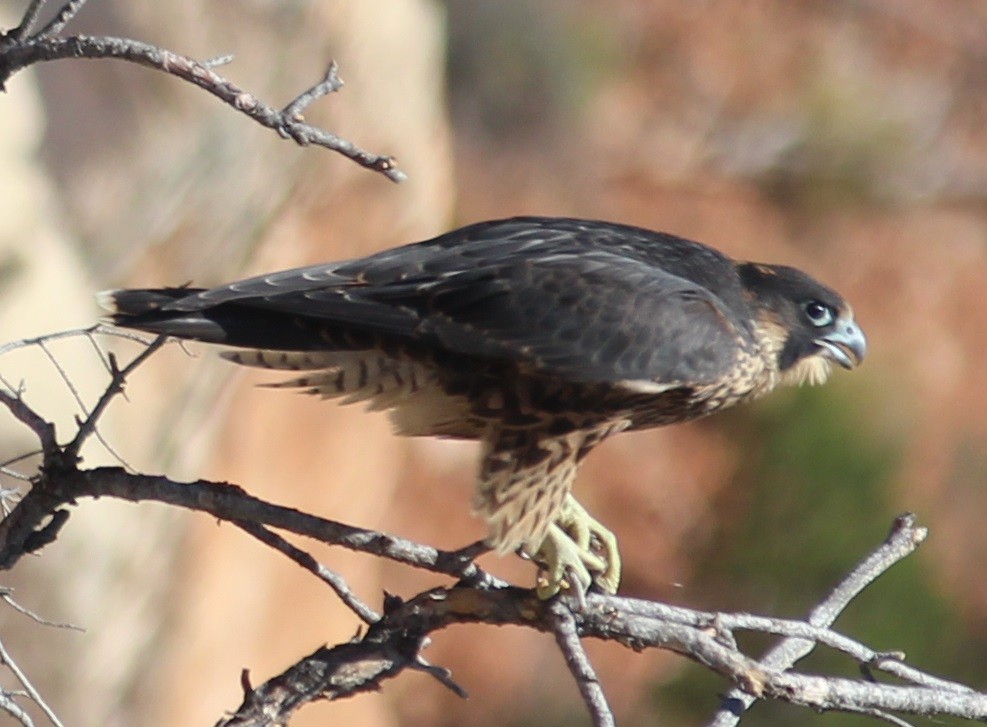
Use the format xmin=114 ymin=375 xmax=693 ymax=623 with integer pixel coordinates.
xmin=815 ymin=317 xmax=866 ymax=370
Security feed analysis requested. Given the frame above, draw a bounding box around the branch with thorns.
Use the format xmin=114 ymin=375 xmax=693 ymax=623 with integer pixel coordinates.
xmin=0 ymin=0 xmax=406 ymax=182
xmin=0 ymin=330 xmax=986 ymax=726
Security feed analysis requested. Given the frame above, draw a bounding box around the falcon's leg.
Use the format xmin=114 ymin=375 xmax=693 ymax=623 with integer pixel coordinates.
xmin=475 ymin=427 xmax=624 ymax=599
xmin=474 ymin=435 xmax=574 ymax=555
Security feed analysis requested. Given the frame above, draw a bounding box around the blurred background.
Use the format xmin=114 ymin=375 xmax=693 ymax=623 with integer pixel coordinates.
xmin=2 ymin=0 xmax=987 ymax=725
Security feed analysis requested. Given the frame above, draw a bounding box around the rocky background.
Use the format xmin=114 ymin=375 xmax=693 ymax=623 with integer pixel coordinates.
xmin=2 ymin=1 xmax=986 ymax=725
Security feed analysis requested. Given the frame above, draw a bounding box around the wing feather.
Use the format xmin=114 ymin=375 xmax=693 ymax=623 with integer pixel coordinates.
xmin=417 ymin=252 xmax=750 ymax=386
xmin=116 ymin=218 xmax=754 ymax=387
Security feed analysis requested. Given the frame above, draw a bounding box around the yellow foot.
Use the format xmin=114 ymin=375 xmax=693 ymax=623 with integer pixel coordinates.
xmin=532 ymin=495 xmax=622 ymax=599
xmin=533 ymin=523 xmax=604 ymax=600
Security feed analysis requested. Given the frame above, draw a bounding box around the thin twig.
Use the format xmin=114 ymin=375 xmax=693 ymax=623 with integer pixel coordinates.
xmin=407 ymin=658 xmax=469 ymax=699
xmin=0 ymin=389 xmax=56 ymax=452
xmin=38 ymin=333 xmax=133 ymax=468
xmin=610 ymin=597 xmax=973 ymax=694
xmin=707 ymin=513 xmax=928 ymax=726
xmin=33 ymin=0 xmax=89 ymax=39
xmin=89 ymin=324 xmax=159 ymax=348
xmin=0 ymin=636 xmax=65 ymax=727
xmin=0 ymin=35 xmax=406 ymax=181
xmin=0 ymin=690 xmax=34 ymax=727
xmin=37 ymin=339 xmax=88 ymax=416
xmin=83 ymin=329 xmax=115 ymax=375
xmin=235 ymin=520 xmax=379 ymax=625
xmin=0 ymin=486 xmax=22 ymax=516
xmin=6 ymin=0 xmax=48 ymax=43
xmin=202 ymin=54 xmax=233 ymax=69
xmin=0 ymin=324 xmax=152 ymax=358
xmin=550 ymin=601 xmax=615 ymax=727
xmin=46 ymin=330 xmax=146 ymax=469
xmin=35 ymin=337 xmax=130 ymax=466
xmin=1 ymin=590 xmax=83 ymax=631
xmin=282 ymin=60 xmax=342 ymax=121
xmin=0 ymin=327 xmax=154 ymax=468
xmin=842 ymin=704 xmax=917 ymax=727
xmin=64 ymin=334 xmax=166 ymax=459
xmin=1 ymin=449 xmax=43 ymax=473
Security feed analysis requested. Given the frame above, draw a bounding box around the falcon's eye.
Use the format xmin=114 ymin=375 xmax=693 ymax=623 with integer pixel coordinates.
xmin=803 ymin=300 xmax=834 ymax=327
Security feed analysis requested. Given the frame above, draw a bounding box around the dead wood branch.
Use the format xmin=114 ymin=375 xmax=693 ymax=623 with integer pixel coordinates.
xmin=0 ymin=0 xmax=406 ymax=181
xmin=0 ymin=330 xmax=985 ymax=726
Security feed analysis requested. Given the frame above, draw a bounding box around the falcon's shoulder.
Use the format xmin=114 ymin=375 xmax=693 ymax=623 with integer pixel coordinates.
xmin=414 ymin=230 xmax=757 ymax=388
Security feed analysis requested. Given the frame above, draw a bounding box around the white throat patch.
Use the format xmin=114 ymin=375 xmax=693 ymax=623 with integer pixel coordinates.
xmin=780 ymin=354 xmax=833 ymax=387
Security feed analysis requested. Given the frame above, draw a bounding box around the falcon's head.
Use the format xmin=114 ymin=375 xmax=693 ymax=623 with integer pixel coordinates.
xmin=738 ymin=262 xmax=866 ymax=387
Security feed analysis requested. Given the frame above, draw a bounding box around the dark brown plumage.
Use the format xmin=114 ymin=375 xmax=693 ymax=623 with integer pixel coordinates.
xmin=101 ymin=217 xmax=866 ymax=597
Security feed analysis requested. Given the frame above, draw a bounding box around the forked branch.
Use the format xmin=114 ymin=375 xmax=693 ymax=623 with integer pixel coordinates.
xmin=0 ymin=329 xmax=985 ymax=727
xmin=0 ymin=0 xmax=406 ymax=181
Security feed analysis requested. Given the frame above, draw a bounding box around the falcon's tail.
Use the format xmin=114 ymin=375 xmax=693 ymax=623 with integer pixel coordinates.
xmin=97 ymin=287 xmax=219 ymax=339
xmin=98 ymin=288 xmax=204 ymax=318
xmin=98 ymin=287 xmax=339 ymax=350
xmin=101 ymin=286 xmax=299 ymax=345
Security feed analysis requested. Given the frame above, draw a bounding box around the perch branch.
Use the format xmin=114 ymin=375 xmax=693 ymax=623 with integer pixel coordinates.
xmin=216 ymin=578 xmax=987 ymax=726
xmin=1 ymin=331 xmax=985 ymax=726
xmin=0 ymin=464 xmax=503 ymax=589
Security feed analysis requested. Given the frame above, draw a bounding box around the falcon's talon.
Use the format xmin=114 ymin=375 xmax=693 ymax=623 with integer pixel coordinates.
xmin=102 ymin=216 xmax=864 ymax=600
xmin=533 ymin=522 xmax=605 ymax=600
xmin=571 ymin=574 xmax=589 ymax=611
xmin=556 ymin=495 xmax=621 ymax=595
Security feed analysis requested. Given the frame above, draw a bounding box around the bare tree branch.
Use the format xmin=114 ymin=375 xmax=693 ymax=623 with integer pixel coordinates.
xmin=215 ymin=583 xmax=987 ymax=726
xmin=234 ymin=520 xmax=380 ymax=625
xmin=1 ymin=326 xmax=986 ymax=725
xmin=0 ymin=3 xmax=406 ymax=181
xmin=0 ymin=388 xmax=56 ymax=453
xmin=0 ymin=329 xmax=986 ymax=725
xmin=707 ymin=514 xmax=928 ymax=726
xmin=5 ymin=0 xmax=48 ymax=42
xmin=36 ymin=338 xmax=132 ymax=469
xmin=0 ymin=324 xmax=155 ymax=358
xmin=0 ymin=635 xmax=65 ymax=727
xmin=0 ymin=588 xmax=82 ymax=631
xmin=550 ymin=602 xmax=615 ymax=727
xmin=0 ymin=690 xmax=35 ymax=727
xmin=63 ymin=334 xmax=166 ymax=460
xmin=33 ymin=0 xmax=87 ymax=39
xmin=0 ymin=462 xmax=503 ymax=587
xmin=282 ymin=60 xmax=343 ymax=125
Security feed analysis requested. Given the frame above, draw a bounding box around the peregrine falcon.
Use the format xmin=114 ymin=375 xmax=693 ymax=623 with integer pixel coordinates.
xmin=101 ymin=217 xmax=866 ymax=598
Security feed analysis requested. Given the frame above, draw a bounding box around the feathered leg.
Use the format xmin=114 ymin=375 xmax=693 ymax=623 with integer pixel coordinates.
xmin=474 ymin=428 xmax=622 ymax=598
